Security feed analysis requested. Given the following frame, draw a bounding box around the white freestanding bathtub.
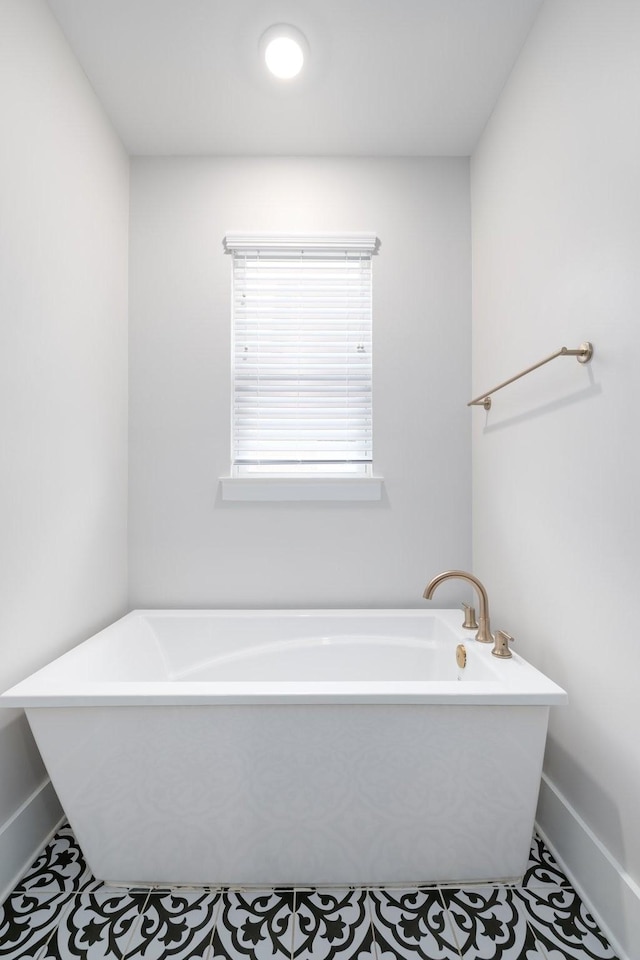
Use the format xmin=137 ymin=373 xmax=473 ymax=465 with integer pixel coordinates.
xmin=0 ymin=609 xmax=567 ymax=887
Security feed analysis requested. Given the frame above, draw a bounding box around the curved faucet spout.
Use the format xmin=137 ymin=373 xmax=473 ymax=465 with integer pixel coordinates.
xmin=423 ymin=569 xmax=494 ymax=644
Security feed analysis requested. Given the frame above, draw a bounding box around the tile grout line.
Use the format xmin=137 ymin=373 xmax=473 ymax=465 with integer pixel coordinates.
xmin=436 ymin=887 xmax=464 ymax=959
xmin=528 ymin=922 xmax=550 ymax=960
xmin=203 ymin=889 xmax=224 ymax=960
xmin=119 ymin=888 xmax=153 ymax=960
xmin=291 ymin=889 xmax=297 ymax=960
xmin=364 ymin=889 xmax=381 ymax=960
xmin=366 ymin=888 xmax=383 ymax=960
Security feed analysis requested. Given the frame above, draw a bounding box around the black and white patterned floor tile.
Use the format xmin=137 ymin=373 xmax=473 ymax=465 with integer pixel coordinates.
xmin=41 ymin=889 xmax=152 ymax=960
xmin=521 ymin=835 xmax=573 ymax=889
xmin=369 ymin=887 xmax=460 ymax=960
xmin=517 ymin=835 xmax=619 ymax=959
xmin=0 ymin=828 xmax=622 ymax=960
xmin=14 ymin=825 xmax=100 ymax=898
xmin=0 ymin=825 xmax=98 ymax=960
xmin=211 ymin=889 xmax=295 ymax=960
xmin=514 ymin=886 xmax=619 ymax=960
xmin=0 ymin=885 xmax=70 ymax=960
xmin=440 ymin=887 xmax=546 ymax=959
xmin=123 ymin=890 xmax=220 ymax=960
xmin=293 ymin=889 xmax=375 ymax=960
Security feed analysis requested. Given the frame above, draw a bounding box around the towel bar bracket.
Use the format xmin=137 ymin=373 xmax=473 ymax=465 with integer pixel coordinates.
xmin=574 ymin=341 xmax=594 ymax=364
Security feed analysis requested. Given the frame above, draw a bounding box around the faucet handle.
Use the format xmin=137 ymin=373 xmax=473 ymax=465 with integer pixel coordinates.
xmin=492 ymin=630 xmax=514 ymax=659
xmin=461 ymin=602 xmax=478 ymax=630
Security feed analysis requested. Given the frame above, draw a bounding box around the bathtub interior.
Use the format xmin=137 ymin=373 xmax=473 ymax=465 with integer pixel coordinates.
xmin=9 ymin=610 xmax=473 ymax=681
xmin=138 ymin=611 xmax=492 ymax=682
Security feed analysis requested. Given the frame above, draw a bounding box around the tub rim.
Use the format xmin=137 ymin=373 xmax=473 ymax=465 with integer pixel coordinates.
xmin=0 ymin=608 xmax=568 ymax=708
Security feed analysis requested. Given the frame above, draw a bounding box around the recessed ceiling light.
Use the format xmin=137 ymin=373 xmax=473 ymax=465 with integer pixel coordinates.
xmin=260 ymin=25 xmax=307 ymax=80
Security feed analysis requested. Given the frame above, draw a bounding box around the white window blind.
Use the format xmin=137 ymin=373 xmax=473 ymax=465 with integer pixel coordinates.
xmin=224 ymin=234 xmax=378 ymax=477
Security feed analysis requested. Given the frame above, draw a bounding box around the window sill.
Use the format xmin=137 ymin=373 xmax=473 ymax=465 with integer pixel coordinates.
xmin=220 ymin=476 xmax=383 ymax=502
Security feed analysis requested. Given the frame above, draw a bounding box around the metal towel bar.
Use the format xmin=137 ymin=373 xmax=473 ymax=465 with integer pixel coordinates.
xmin=468 ymin=341 xmax=594 ymax=410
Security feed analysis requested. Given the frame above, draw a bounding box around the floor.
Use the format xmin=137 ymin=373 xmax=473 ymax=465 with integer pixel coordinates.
xmin=0 ymin=825 xmax=619 ymax=960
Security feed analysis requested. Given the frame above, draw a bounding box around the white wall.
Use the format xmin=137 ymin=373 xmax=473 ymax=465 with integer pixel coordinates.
xmin=0 ymin=0 xmax=129 ymax=898
xmin=471 ymin=1 xmax=640 ymax=954
xmin=129 ymin=157 xmax=471 ymax=608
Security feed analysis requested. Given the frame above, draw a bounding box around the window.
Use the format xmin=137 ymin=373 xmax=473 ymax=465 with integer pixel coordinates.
xmin=221 ymin=234 xmax=381 ymax=501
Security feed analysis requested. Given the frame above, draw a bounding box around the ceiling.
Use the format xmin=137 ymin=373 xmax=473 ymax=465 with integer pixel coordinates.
xmin=47 ymin=0 xmax=543 ymax=157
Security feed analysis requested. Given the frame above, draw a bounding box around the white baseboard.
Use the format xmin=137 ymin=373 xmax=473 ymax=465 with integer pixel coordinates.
xmin=0 ymin=778 xmax=64 ymax=905
xmin=536 ymin=772 xmax=640 ymax=960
